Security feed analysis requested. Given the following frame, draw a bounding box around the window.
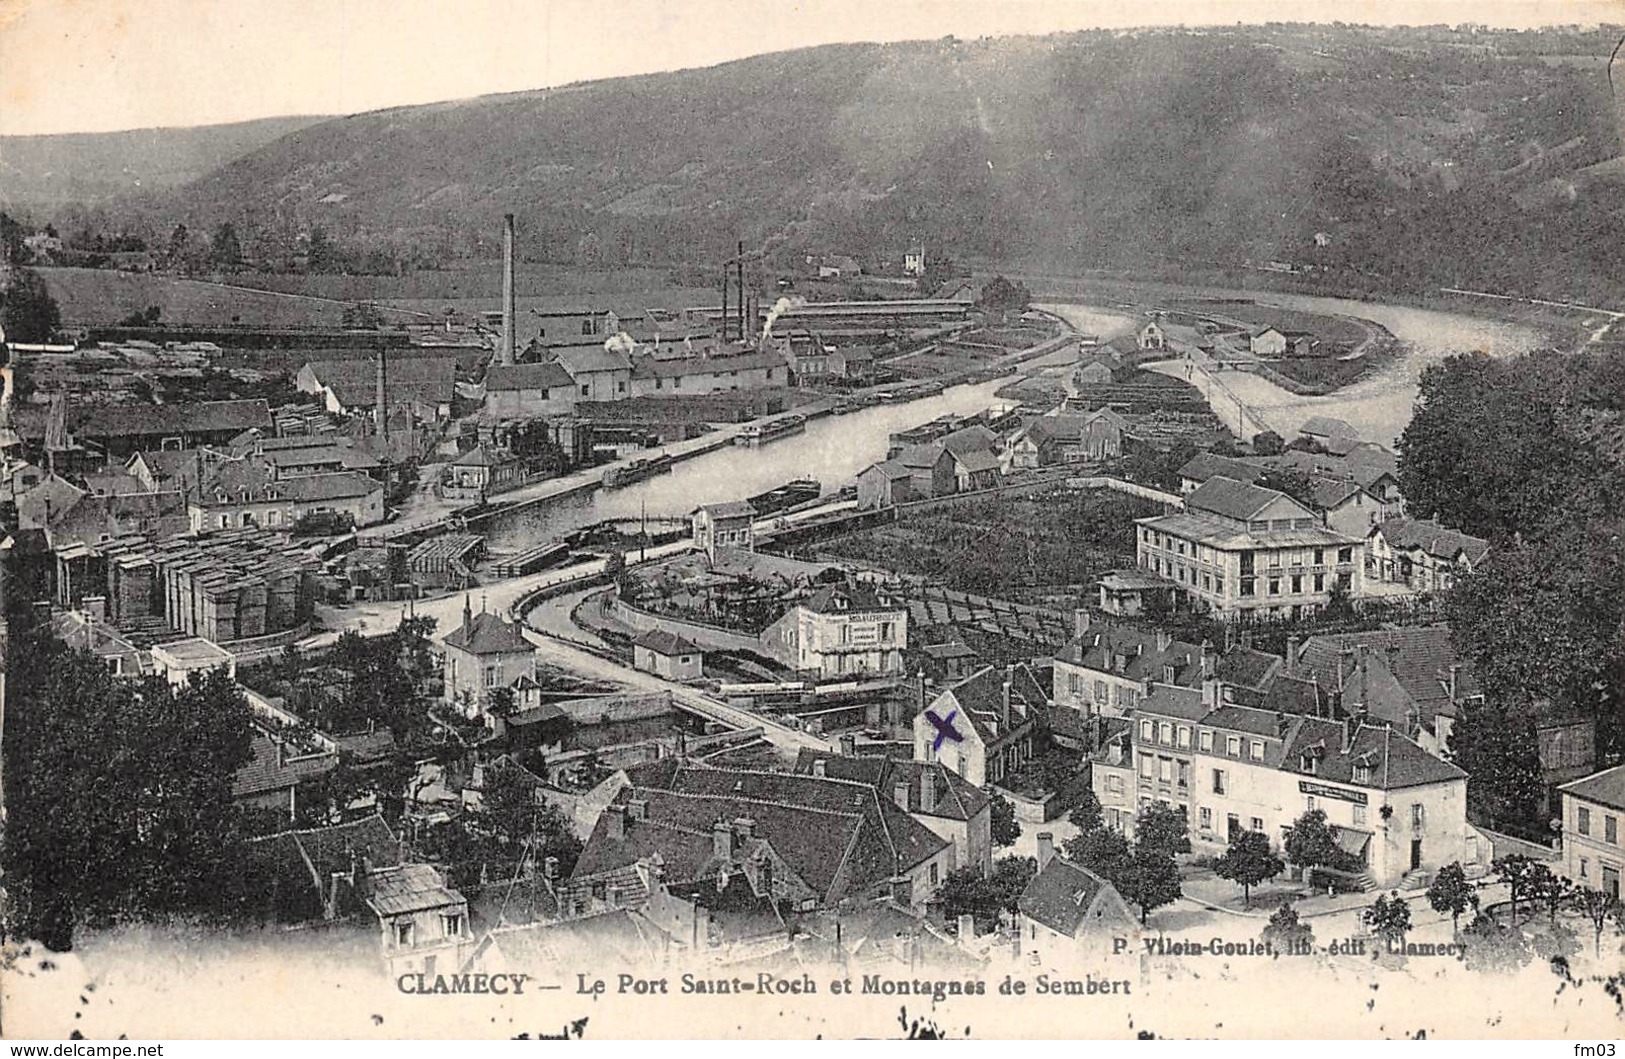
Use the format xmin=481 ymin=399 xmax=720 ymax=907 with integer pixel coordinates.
xmin=1338 ymin=547 xmax=1353 ymax=564
xmin=441 ymin=913 xmax=464 ymax=938
xmin=1314 ymin=573 xmax=1325 ymax=593
xmin=617 ymin=380 xmax=626 ymax=393
xmin=1177 ymin=761 xmax=1189 ymax=789
xmin=1352 ymin=804 xmax=1368 ymax=827
xmin=267 ymin=510 xmax=280 ymax=525
xmin=1158 ymin=722 xmax=1173 ymax=745
xmin=1140 ymin=719 xmax=1154 ymax=741
xmin=1306 ymin=795 xmax=1317 ymax=811
xmin=879 ymin=621 xmax=895 ymax=642
xmin=1353 ymin=763 xmax=1371 ymax=785
xmin=1575 ymin=805 xmax=1590 ymax=835
xmin=1226 ymin=813 xmax=1241 ymax=840
xmin=1199 ymin=807 xmax=1213 ymax=830
xmin=1250 ymin=817 xmax=1264 ymax=832
xmin=1291 ymin=575 xmax=1302 ymax=594
xmin=1580 ymin=857 xmax=1589 ymax=879
xmin=580 ymin=385 xmax=590 ymax=396
xmin=1158 ymin=758 xmax=1173 ymax=783
xmin=1226 ymin=735 xmax=1241 ymax=756
xmin=1212 ymin=769 xmax=1226 ymax=795
xmin=1268 ymin=578 xmax=1281 ymax=596
xmin=1250 ymin=740 xmax=1264 ymax=761
xmin=218 ymin=514 xmax=230 ymax=529
xmin=1177 ymin=726 xmax=1191 ymax=749
xmin=581 ymin=320 xmax=593 ymax=335
xmin=1199 ymin=730 xmax=1213 ymax=751
xmin=1215 ymin=576 xmax=1225 ymax=594
xmin=1107 ymin=775 xmax=1124 ymax=795
xmin=1314 ymin=548 xmax=1325 ymax=565
xmin=1240 ymin=578 xmax=1255 ymax=597
xmin=1411 ymin=804 xmax=1425 ymax=828
xmin=393 ymin=921 xmax=414 ymax=947
xmin=1139 ymin=754 xmax=1154 ymax=778
xmin=930 ymin=862 xmax=939 ymax=887
xmin=1095 ymin=680 xmax=1108 ymax=704
xmin=1607 ymin=816 xmax=1618 ymax=845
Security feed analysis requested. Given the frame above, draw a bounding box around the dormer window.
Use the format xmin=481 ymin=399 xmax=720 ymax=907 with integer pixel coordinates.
xmin=1353 ymin=763 xmax=1371 ymax=784
xmin=1301 ymin=754 xmax=1318 ymax=774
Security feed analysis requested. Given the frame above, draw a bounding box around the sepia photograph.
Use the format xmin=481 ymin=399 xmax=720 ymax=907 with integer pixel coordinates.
xmin=0 ymin=0 xmax=1622 ymax=1043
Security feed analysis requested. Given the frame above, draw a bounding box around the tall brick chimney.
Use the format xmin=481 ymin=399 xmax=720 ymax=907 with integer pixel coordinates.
xmin=501 ymin=213 xmax=517 ymax=366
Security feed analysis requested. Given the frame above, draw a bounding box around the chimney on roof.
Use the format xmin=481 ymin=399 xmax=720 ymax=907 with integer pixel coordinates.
xmin=1037 ymin=832 xmax=1056 ymax=869
xmin=1277 ymin=712 xmax=1291 ymax=738
xmin=893 ymin=780 xmax=910 ymax=812
xmin=733 ymin=816 xmax=754 ymax=843
xmin=1002 ymin=665 xmax=1014 ymax=730
xmin=628 ymin=796 xmax=648 ymax=822
xmin=1447 ymin=663 xmax=1460 ymax=702
xmin=605 ymin=804 xmax=626 ymax=841
xmin=712 ymin=818 xmax=733 ymax=860
xmin=1074 ymin=607 xmax=1091 ymax=638
xmin=1286 ymin=635 xmax=1300 ymax=676
xmin=501 ymin=214 xmax=517 ymax=366
xmin=1200 ymin=639 xmax=1216 ymax=679
xmin=1342 ymin=712 xmax=1361 ymax=753
xmin=812 ymin=758 xmax=826 ymax=778
xmin=839 ymin=732 xmax=856 ymax=757
xmin=1155 ymin=629 xmax=1172 ymax=653
xmin=1336 ymin=645 xmax=1353 ymax=690
xmin=921 ymin=767 xmax=937 ymax=813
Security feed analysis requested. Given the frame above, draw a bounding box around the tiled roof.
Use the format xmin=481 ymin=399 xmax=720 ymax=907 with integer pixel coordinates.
xmin=277 ymin=470 xmax=381 ymax=503
xmin=450 ymin=444 xmax=507 ymax=468
xmin=232 ymin=728 xmax=337 ymax=798
xmin=953 ymin=449 xmax=1001 ymax=475
xmin=940 ymin=425 xmax=998 ymax=456
xmin=632 ymin=350 xmax=787 ymax=379
xmin=1375 ymin=517 xmax=1490 ymax=565
xmin=800 ymin=582 xmax=904 ymax=616
xmin=1018 ymin=856 xmax=1112 ymax=937
xmin=1559 ymin=765 xmax=1625 ymax=811
xmin=861 ymin=459 xmax=912 ymax=481
xmin=443 ymin=610 xmax=534 ymax=656
xmin=69 ymin=399 xmax=272 ymax=440
xmin=1309 ymin=476 xmax=1366 ymax=509
xmin=695 ymin=500 xmax=756 ymax=519
xmin=1301 ymin=416 xmax=1359 ymax=439
xmin=1137 ymin=684 xmax=1209 ymax=722
xmin=485 ymin=362 xmax=575 ymax=392
xmin=485 ymin=910 xmax=663 ymax=966
xmin=1215 ymin=645 xmax=1282 ymax=691
xmin=1296 ymin=627 xmax=1479 ymax=727
xmin=1186 ymin=476 xmax=1296 ymax=521
xmin=791 ymin=751 xmax=989 ymax=823
xmin=556 ymin=346 xmax=633 ymax=376
xmin=1277 ymin=717 xmax=1465 ymax=789
xmin=931 ymin=663 xmax=1048 ymax=744
xmin=366 ymin=862 xmax=465 ymax=916
xmin=1057 ymin=622 xmax=1205 ymax=688
xmin=632 ymin=628 xmax=700 ymax=656
xmin=896 ymin=443 xmax=950 ymax=469
xmin=1135 ymin=510 xmax=1360 ymax=550
xmin=1177 ymin=452 xmax=1268 ymax=485
xmin=304 ymin=357 xmax=454 ymax=408
xmin=251 ymin=815 xmax=403 ymax=892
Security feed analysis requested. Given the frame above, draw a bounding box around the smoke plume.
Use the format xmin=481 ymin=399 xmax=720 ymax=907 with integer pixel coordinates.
xmin=761 ymin=296 xmax=806 ymax=341
xmin=603 ymin=331 xmax=638 ymax=355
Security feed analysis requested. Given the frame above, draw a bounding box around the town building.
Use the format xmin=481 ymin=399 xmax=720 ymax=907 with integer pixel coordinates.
xmin=762 ymin=581 xmax=908 ymax=679
xmin=1051 ymin=609 xmax=1207 ymax=721
xmin=187 ymin=458 xmax=385 ymax=531
xmin=1366 ymin=517 xmax=1490 ymax=593
xmin=151 ymin=637 xmax=236 ymax=685
xmin=233 ymin=723 xmax=339 ymax=820
xmin=1138 ymin=321 xmax=1168 ymax=351
xmin=631 ymin=629 xmax=703 ymax=681
xmin=295 ymin=356 xmax=455 ymax=421
xmin=1298 ymin=416 xmax=1360 ymax=447
xmin=50 ymin=606 xmax=151 ymax=677
xmin=1134 ymin=476 xmax=1365 ymax=618
xmin=366 ymin=862 xmax=473 ymax=978
xmin=441 ymin=599 xmax=538 ymax=718
xmin=566 ymin=762 xmax=954 ymax=916
xmin=1005 ymin=409 xmax=1125 ymax=469
xmin=482 ymin=361 xmax=579 ymax=419
xmin=1559 ymin=766 xmax=1625 ymax=902
xmin=1103 ymin=682 xmax=1481 ymax=888
xmin=1095 ymin=570 xmax=1179 ymax=617
xmin=914 ymin=663 xmax=1045 ymax=788
xmin=1016 ymin=833 xmax=1139 ymax=962
xmin=794 ymin=748 xmax=994 ymax=878
xmin=440 ymin=444 xmax=525 ymax=500
xmin=1295 ymin=629 xmax=1478 ymax=756
xmin=12 ymin=399 xmax=273 ymax=459
xmin=556 ymin=346 xmax=634 ymax=401
xmin=892 ymin=442 xmax=957 ymax=500
xmin=692 ymin=500 xmax=756 ymax=560
xmin=629 ymin=349 xmax=789 ymax=396
xmin=855 ymin=459 xmax=917 ymax=510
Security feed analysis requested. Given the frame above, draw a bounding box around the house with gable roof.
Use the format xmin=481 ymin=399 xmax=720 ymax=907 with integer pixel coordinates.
xmin=1051 ymin=608 xmax=1208 ymax=720
xmin=566 ymin=763 xmax=954 ymax=917
xmin=761 ymin=580 xmax=907 ymax=679
xmin=1135 ymin=475 xmax=1365 ymax=618
xmin=1559 ymin=765 xmax=1625 ymax=902
xmin=1366 ymin=516 xmax=1489 ymax=593
xmin=1016 ymin=833 xmax=1139 ymax=962
xmin=441 ymin=597 xmax=538 ymax=719
xmin=913 ymin=663 xmax=1046 ymax=788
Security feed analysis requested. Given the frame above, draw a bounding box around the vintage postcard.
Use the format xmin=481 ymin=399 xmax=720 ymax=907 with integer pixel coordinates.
xmin=1 ymin=0 xmax=1623 ymax=1042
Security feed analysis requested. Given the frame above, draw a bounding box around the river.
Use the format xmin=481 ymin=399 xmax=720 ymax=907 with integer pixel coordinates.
xmin=1046 ymin=292 xmax=1546 ymax=447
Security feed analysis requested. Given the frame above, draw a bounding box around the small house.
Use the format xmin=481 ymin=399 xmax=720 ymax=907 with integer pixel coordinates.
xmin=632 ymin=629 xmax=703 ymax=681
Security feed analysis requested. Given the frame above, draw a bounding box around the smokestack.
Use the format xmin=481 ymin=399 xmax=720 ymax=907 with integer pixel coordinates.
xmin=736 ymin=241 xmax=745 ymax=348
xmin=720 ymin=267 xmax=730 ymax=342
xmin=374 ymin=350 xmax=388 ymax=439
xmin=1037 ymin=832 xmax=1055 ymax=869
xmin=501 ymin=213 xmax=517 ymax=366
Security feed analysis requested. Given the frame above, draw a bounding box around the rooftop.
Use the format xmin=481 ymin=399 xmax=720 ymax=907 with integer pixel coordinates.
xmin=1374 ymin=517 xmax=1490 ymax=565
xmin=632 ymin=628 xmax=700 ymax=656
xmin=443 ymin=609 xmax=534 ymax=656
xmin=365 ymin=862 xmax=465 ymax=917
xmin=1018 ymin=856 xmax=1113 ymax=938
xmin=1560 ymin=765 xmax=1625 ymax=811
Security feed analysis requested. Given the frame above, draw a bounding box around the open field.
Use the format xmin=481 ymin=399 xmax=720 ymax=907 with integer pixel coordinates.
xmin=815 ymin=488 xmax=1160 ymax=602
xmin=37 ymin=267 xmax=426 ymax=328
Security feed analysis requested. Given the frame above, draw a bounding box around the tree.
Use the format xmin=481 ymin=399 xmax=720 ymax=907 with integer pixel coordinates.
xmin=978 ymin=275 xmax=1032 ymax=314
xmin=918 ymin=250 xmax=957 ymax=295
xmin=1572 ymin=887 xmax=1620 ymax=958
xmin=940 ymin=855 xmax=1036 ymax=934
xmin=1256 ymin=467 xmax=1317 ymax=509
xmin=1446 ymin=694 xmax=1551 ymax=835
xmin=1134 ymin=803 xmax=1191 ymax=859
xmin=1251 ymin=430 xmax=1285 ymax=456
xmin=470 ymin=761 xmax=582 ymax=879
xmin=2 ymin=631 xmax=255 ymax=948
xmin=1527 ymin=864 xmax=1572 ymax=924
xmin=1116 ymin=844 xmax=1182 ymax=925
xmin=1067 ymin=789 xmax=1103 ymax=836
xmin=1425 ymin=862 xmax=1478 ymax=934
xmin=1063 ymin=824 xmax=1131 ymax=883
xmin=1283 ymin=808 xmax=1350 ymax=882
xmin=1460 ymin=910 xmax=1535 ymax=975
xmin=1261 ymin=900 xmax=1314 ymax=953
xmin=1 ymin=267 xmax=62 ymax=343
xmin=988 ymin=790 xmax=1021 ymax=847
xmin=210 ymin=222 xmax=243 ymax=270
xmin=1362 ymin=891 xmax=1412 ymax=948
xmin=1 ymin=210 xmax=33 ymax=264
xmin=1492 ymin=855 xmax=1540 ymax=926
xmin=165 ymin=223 xmax=191 ymax=267
xmin=1213 ymin=829 xmax=1283 ymax=908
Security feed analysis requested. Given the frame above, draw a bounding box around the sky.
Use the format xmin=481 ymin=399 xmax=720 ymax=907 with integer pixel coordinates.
xmin=0 ymin=0 xmax=1620 ymax=136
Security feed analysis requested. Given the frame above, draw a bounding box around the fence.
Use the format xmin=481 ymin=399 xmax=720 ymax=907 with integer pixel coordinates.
xmin=1065 ymin=475 xmax=1184 ymax=507
xmin=604 ymin=595 xmax=767 ymax=655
